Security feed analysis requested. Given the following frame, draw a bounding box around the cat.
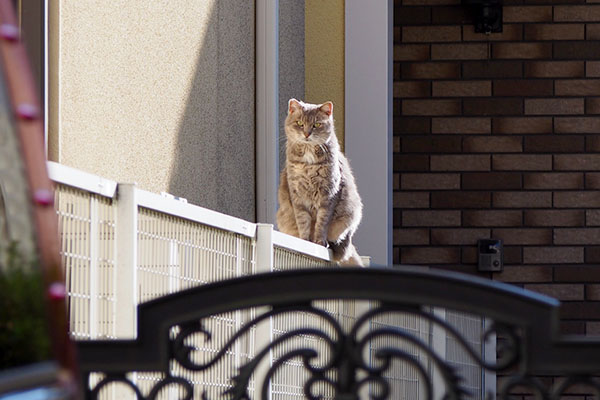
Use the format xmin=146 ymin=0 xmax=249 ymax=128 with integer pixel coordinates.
xmin=276 ymin=99 xmax=363 ymax=266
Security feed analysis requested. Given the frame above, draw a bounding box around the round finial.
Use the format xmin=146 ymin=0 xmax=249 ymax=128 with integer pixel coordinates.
xmin=16 ymin=103 xmax=39 ymax=120
xmin=34 ymin=188 xmax=54 ymax=206
xmin=48 ymin=282 xmax=66 ymax=300
xmin=0 ymin=24 xmax=19 ymax=41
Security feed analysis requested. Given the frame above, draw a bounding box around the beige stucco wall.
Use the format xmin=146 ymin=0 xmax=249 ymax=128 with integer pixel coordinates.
xmin=305 ymin=0 xmax=345 ymax=149
xmin=49 ymin=1 xmax=255 ymax=221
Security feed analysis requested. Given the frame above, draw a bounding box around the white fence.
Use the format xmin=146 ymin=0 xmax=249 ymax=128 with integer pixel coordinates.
xmin=48 ymin=161 xmax=494 ymax=399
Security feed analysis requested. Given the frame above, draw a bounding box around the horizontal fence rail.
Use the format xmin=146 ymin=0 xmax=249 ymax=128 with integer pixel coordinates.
xmin=48 ymin=162 xmax=493 ymax=399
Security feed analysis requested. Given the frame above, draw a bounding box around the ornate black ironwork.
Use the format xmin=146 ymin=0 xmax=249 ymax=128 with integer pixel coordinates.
xmin=77 ymin=267 xmax=600 ymax=399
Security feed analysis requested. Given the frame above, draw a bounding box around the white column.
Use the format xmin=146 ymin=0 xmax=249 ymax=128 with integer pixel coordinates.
xmin=254 ymin=224 xmax=274 ymax=400
xmin=115 ymin=183 xmax=138 ymax=339
xmin=345 ymin=0 xmax=393 ymax=265
xmin=256 ymin=0 xmax=279 ymax=225
xmin=88 ymin=196 xmax=99 ymax=339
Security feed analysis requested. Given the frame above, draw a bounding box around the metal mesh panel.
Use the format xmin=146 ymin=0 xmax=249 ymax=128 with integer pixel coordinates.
xmin=135 ymin=207 xmax=256 ymax=396
xmin=273 ymin=246 xmax=334 ymax=271
xmin=368 ymin=309 xmax=431 ymax=400
xmin=445 ymin=310 xmax=484 ymax=400
xmin=137 ymin=207 xmax=255 ymax=301
xmin=55 ymin=183 xmax=116 ymax=340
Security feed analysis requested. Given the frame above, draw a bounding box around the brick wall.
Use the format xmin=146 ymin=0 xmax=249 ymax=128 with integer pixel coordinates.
xmin=393 ymin=0 xmax=600 ymax=335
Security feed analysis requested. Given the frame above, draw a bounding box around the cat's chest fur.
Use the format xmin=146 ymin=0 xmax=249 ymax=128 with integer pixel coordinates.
xmin=286 ymin=143 xmax=339 ymax=207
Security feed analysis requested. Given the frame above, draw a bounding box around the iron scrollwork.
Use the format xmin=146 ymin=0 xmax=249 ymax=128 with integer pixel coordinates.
xmin=77 ymin=268 xmax=600 ymax=400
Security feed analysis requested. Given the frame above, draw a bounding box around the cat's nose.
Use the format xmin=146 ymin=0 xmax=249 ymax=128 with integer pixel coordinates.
xmin=304 ymin=132 xmax=311 ymax=138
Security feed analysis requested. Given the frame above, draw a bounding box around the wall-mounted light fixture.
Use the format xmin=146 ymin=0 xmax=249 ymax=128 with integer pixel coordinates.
xmin=463 ymin=0 xmax=503 ymax=34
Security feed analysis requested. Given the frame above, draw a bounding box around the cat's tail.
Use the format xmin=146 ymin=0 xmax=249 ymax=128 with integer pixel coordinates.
xmin=329 ymin=235 xmax=364 ymax=267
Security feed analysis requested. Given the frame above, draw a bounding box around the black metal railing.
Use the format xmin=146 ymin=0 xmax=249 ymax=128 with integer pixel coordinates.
xmin=77 ymin=266 xmax=600 ymax=400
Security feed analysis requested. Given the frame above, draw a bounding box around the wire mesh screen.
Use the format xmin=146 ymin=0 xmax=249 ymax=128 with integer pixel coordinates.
xmin=55 ymin=183 xmax=116 ymax=340
xmin=137 ymin=207 xmax=256 ymax=301
xmin=445 ymin=310 xmax=485 ymax=400
xmin=135 ymin=207 xmax=256 ymax=397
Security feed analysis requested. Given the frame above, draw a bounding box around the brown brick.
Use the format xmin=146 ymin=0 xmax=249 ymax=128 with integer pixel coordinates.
xmin=400 ymin=247 xmax=460 ymax=264
xmin=523 ymin=246 xmax=584 ymax=264
xmin=524 ymin=284 xmax=584 ymax=301
xmin=586 ymin=61 xmax=600 ymax=77
xmin=431 ymin=228 xmax=490 ymax=245
xmin=504 ymin=6 xmax=552 ymax=22
xmin=463 ymin=210 xmax=523 ymax=227
xmin=432 ymin=6 xmax=473 ymax=23
xmin=560 ymin=302 xmax=600 ymax=320
xmin=587 ymin=321 xmax=600 ymax=336
xmin=556 ymin=265 xmax=600 ymax=281
xmin=402 ymin=26 xmax=461 ymax=43
xmin=586 ymin=23 xmax=600 ymax=39
xmin=463 ymin=98 xmax=523 ymax=116
xmin=554 ymin=41 xmax=600 ymax=59
xmin=463 ymin=136 xmax=522 ymax=153
xmin=462 ymin=61 xmax=523 ymax=79
xmin=493 ymin=117 xmax=552 ymax=134
xmin=463 ymin=24 xmax=523 ymax=41
xmin=403 ymin=0 xmax=459 ymax=6
xmin=554 ymin=5 xmax=600 ymax=21
xmin=432 ymin=80 xmax=491 ymax=97
xmin=560 ymin=321 xmax=585 ymax=335
xmin=431 ymin=155 xmax=490 ymax=171
xmin=492 ymin=155 xmax=552 ymax=171
xmin=586 ymin=284 xmax=600 ymax=300
xmin=586 ymin=97 xmax=600 ymax=113
xmin=555 ymin=117 xmax=600 ymax=133
xmin=432 ymin=117 xmax=491 ymax=134
xmin=393 ymin=173 xmax=400 ymax=190
xmin=525 ymin=210 xmax=585 ymax=226
xmin=586 ymin=135 xmax=600 ymax=151
xmin=394 ymin=155 xmax=430 ymax=171
xmin=493 ymin=191 xmax=552 ymax=208
xmin=492 ymin=228 xmax=552 ymax=245
xmin=401 ymin=173 xmax=460 ymax=189
xmin=394 ymin=81 xmax=431 ymax=98
xmin=524 ymin=136 xmax=585 ymax=152
xmin=586 ymin=209 xmax=600 ymax=225
xmin=393 ymin=137 xmax=400 ymax=153
xmin=554 ymin=191 xmax=600 ymax=207
xmin=393 ymin=247 xmax=400 ymax=264
xmin=394 ymin=26 xmax=401 ymax=43
xmin=401 ymin=136 xmax=461 ymax=153
xmin=462 ymin=172 xmax=522 ymax=189
xmin=402 ymin=210 xmax=461 ymax=226
xmin=554 ymin=154 xmax=600 ymax=170
xmin=586 ymin=172 xmax=600 ymax=188
xmin=493 ymin=80 xmax=553 ymax=97
xmin=431 ymin=191 xmax=491 ymax=208
xmin=556 ymin=79 xmax=600 ymax=95
xmin=394 ymin=6 xmax=431 ymax=25
xmin=525 ymin=98 xmax=584 ymax=115
xmin=395 ymin=117 xmax=431 ymax=133
xmin=555 ymin=228 xmax=600 ymax=244
xmin=394 ymin=45 xmax=430 ymax=61
xmin=525 ymin=61 xmax=584 ymax=78
xmin=524 ymin=24 xmax=585 ymax=40
xmin=393 ymin=191 xmax=430 ymax=208
xmin=524 ymin=173 xmax=584 ymax=189
xmin=493 ymin=266 xmax=552 ymax=283
xmin=394 ymin=228 xmax=430 ymax=245
xmin=402 ymin=62 xmax=460 ymax=79
xmin=431 ymin=43 xmax=487 ymax=60
xmin=492 ymin=42 xmax=552 ymax=59
xmin=403 ymin=99 xmax=461 ymax=116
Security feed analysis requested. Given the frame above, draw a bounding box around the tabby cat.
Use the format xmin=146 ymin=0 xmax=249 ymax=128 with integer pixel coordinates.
xmin=276 ymin=99 xmax=363 ymax=266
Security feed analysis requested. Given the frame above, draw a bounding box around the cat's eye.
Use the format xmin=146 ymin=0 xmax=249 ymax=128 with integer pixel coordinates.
xmin=314 ymin=123 xmax=321 ymax=128
xmin=296 ymin=120 xmax=304 ymax=127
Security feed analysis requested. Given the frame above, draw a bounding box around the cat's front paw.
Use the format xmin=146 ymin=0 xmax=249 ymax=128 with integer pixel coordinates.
xmin=312 ymin=237 xmax=328 ymax=247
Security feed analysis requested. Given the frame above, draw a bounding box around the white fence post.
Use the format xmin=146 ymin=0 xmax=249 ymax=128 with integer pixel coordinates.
xmin=254 ymin=224 xmax=274 ymax=400
xmin=115 ymin=183 xmax=138 ymax=339
xmin=88 ymin=196 xmax=99 ymax=339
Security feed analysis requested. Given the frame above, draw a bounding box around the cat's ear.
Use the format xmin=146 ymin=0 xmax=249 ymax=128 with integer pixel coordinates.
xmin=320 ymin=102 xmax=333 ymax=117
xmin=288 ymin=98 xmax=302 ymax=114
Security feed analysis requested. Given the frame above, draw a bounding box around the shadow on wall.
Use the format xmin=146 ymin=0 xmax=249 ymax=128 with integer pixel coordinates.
xmin=168 ymin=1 xmax=255 ymax=222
